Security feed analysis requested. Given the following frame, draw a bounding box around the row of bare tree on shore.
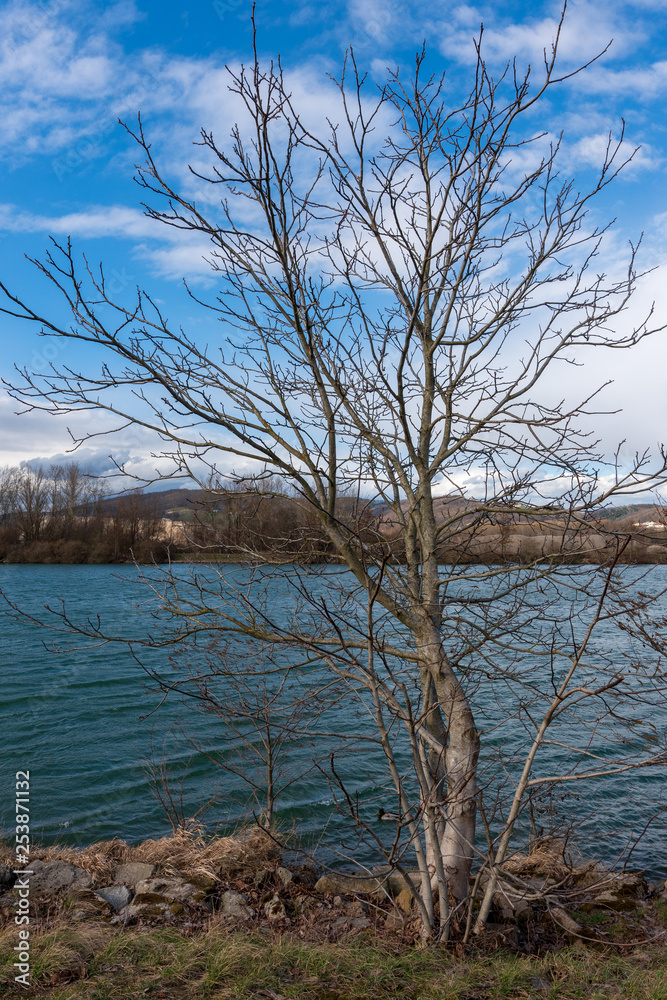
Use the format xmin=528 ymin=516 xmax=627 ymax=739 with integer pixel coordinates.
xmin=0 ymin=463 xmax=380 ymax=563
xmin=2 ymin=461 xmax=666 ymax=565
xmin=0 ymin=463 xmax=165 ymax=562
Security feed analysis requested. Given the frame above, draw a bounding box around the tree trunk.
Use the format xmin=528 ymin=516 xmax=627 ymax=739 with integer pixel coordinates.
xmin=418 ymin=627 xmax=480 ymax=904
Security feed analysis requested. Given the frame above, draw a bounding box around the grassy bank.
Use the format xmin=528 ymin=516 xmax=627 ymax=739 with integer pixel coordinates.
xmin=2 ymin=919 xmax=667 ymax=999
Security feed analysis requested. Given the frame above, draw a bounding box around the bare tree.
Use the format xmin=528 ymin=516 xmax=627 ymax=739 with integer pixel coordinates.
xmin=2 ymin=13 xmax=667 ymax=941
xmin=15 ymin=467 xmax=49 ymax=544
xmin=0 ymin=465 xmax=18 ymax=528
xmin=147 ymin=637 xmax=336 ymax=830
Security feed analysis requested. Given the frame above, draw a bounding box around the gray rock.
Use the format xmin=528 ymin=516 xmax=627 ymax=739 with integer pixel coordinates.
xmin=276 ymin=866 xmax=293 ymax=886
xmin=28 ymin=861 xmax=92 ymax=895
xmin=220 ymin=890 xmax=254 ymax=920
xmin=264 ymin=893 xmax=287 ymax=921
xmin=0 ymin=865 xmax=15 ymax=890
xmin=253 ymin=869 xmax=271 ymax=887
xmin=111 ymin=901 xmax=181 ymax=924
xmin=590 ymin=890 xmax=638 ymax=912
xmin=551 ymin=906 xmax=583 ymax=935
xmin=134 ymin=876 xmax=209 ymax=905
xmin=113 ymin=862 xmax=156 ymax=885
xmin=604 ymin=872 xmax=647 ymax=896
xmin=315 ymin=869 xmax=422 ymax=897
xmin=94 ymin=885 xmax=133 ymax=911
xmin=349 ymin=916 xmax=370 ymax=929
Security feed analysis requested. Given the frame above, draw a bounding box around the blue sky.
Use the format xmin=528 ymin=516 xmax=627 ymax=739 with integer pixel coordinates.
xmin=0 ymin=0 xmax=666 ymax=491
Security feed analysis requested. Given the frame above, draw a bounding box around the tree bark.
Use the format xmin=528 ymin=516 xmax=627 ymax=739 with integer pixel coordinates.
xmin=417 ymin=625 xmax=480 ymax=904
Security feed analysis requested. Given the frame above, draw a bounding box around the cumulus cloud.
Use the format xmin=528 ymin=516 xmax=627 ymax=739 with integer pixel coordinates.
xmin=0 ymin=0 xmax=665 ymax=485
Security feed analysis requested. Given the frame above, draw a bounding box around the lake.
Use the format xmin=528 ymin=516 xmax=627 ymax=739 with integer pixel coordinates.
xmin=1 ymin=562 xmax=665 ymax=876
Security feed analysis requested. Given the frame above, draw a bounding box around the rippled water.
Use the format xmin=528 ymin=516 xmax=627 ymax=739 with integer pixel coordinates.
xmin=1 ymin=563 xmax=665 ymax=875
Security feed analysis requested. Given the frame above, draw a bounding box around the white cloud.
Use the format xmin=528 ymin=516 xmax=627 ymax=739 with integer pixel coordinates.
xmin=0 ymin=204 xmax=154 ymax=239
xmin=568 ymin=132 xmax=660 ymax=173
xmin=439 ymin=1 xmax=644 ymax=68
xmin=0 ymin=392 xmax=83 ymax=468
xmin=575 ymin=60 xmax=667 ymax=98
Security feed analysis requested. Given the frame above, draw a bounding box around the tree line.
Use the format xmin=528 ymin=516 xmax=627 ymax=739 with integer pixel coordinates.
xmin=0 ymin=464 xmax=379 ymax=563
xmin=0 ymin=463 xmax=165 ymax=563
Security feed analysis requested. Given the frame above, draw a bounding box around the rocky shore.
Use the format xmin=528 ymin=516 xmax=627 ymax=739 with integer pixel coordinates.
xmin=1 ymin=829 xmax=666 ymax=953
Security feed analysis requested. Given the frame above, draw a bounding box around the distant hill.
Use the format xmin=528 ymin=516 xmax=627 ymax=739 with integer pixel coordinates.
xmin=94 ymin=488 xmax=665 ymax=524
xmin=94 ymin=488 xmax=224 ymax=520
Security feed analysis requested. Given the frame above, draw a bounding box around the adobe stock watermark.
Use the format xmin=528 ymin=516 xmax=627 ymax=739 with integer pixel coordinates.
xmin=356 ymin=0 xmax=399 ymax=47
xmin=13 ymin=770 xmax=32 ymax=988
xmin=212 ymin=0 xmax=244 ymax=21
xmin=30 ymin=269 xmax=134 ymax=371
xmin=51 ymin=68 xmax=164 ymax=183
xmin=11 ymin=0 xmax=68 ymax=45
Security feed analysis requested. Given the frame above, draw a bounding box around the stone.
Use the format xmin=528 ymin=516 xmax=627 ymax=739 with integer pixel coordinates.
xmin=580 ymin=871 xmax=647 ymax=898
xmin=94 ymin=885 xmax=133 ymax=911
xmin=489 ymin=879 xmax=535 ymax=923
xmin=134 ymin=876 xmax=209 ymax=905
xmin=264 ymin=893 xmax=287 ymax=921
xmin=111 ymin=900 xmax=184 ymax=924
xmin=28 ymin=861 xmax=92 ymax=895
xmin=0 ymin=865 xmax=16 ymax=891
xmin=349 ymin=916 xmax=370 ymax=930
xmin=589 ymin=890 xmax=638 ymax=912
xmin=314 ymin=870 xmax=422 ymax=897
xmin=605 ymin=872 xmax=647 ymax=896
xmin=551 ymin=906 xmax=583 ymax=936
xmin=253 ymin=869 xmax=271 ymax=887
xmin=495 ymin=893 xmax=534 ymax=923
xmin=220 ymin=890 xmax=254 ymax=920
xmin=276 ymin=866 xmax=293 ymax=886
xmin=395 ymin=888 xmax=413 ymax=915
xmin=113 ymin=862 xmax=156 ymax=885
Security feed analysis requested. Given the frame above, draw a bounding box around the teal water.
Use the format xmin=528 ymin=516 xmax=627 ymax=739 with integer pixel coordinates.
xmin=0 ymin=563 xmax=665 ymax=874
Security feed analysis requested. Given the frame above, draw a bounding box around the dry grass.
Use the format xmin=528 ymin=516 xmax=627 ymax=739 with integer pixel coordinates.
xmin=503 ymin=837 xmax=596 ymax=881
xmin=130 ymin=824 xmax=281 ymax=881
xmin=0 ymin=825 xmax=281 ymax=887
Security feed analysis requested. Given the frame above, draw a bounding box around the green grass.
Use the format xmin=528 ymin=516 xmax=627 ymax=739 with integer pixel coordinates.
xmin=2 ymin=921 xmax=667 ymax=999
